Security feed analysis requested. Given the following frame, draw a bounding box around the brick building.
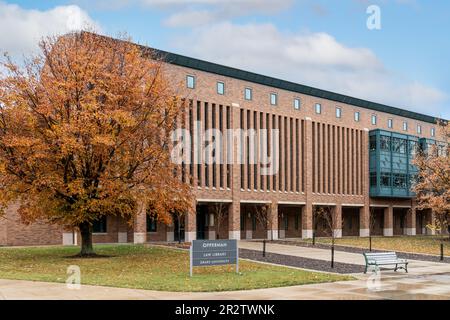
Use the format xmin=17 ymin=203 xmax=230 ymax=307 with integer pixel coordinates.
xmin=0 ymin=37 xmax=446 ymax=246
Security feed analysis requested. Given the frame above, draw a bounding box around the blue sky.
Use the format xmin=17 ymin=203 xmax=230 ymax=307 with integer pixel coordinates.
xmin=1 ymin=0 xmax=449 ymax=118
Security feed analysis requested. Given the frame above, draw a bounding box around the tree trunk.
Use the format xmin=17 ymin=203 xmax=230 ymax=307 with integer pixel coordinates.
xmin=79 ymin=222 xmax=95 ymax=256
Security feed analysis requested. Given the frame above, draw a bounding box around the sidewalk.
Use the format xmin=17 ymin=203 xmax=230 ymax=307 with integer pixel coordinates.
xmin=1 ymin=272 xmax=450 ymax=300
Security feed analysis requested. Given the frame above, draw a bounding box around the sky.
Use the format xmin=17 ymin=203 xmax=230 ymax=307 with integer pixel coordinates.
xmin=0 ymin=0 xmax=449 ymax=119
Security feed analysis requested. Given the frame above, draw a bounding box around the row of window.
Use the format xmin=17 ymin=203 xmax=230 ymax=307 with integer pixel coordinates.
xmin=369 ymin=136 xmax=420 ymax=155
xmin=370 ymin=172 xmax=417 ymax=189
xmin=186 ymin=75 xmax=436 ymax=137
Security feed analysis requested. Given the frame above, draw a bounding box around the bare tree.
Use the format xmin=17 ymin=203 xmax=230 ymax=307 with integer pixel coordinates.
xmin=210 ymin=203 xmax=228 ymax=239
xmin=172 ymin=211 xmax=185 ymax=244
xmin=368 ymin=207 xmax=378 ymax=251
xmin=253 ymin=204 xmax=273 ymax=240
xmin=314 ymin=206 xmax=342 ymax=268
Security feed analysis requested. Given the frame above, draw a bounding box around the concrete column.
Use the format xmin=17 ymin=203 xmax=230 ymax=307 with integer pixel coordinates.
xmin=359 ymin=206 xmax=370 ymax=237
xmin=267 ymin=202 xmax=279 ymax=240
xmin=62 ymin=231 xmax=76 ymax=245
xmin=134 ymin=201 xmax=147 ymax=244
xmin=333 ymin=204 xmax=342 ymax=238
xmin=383 ymin=206 xmax=393 ymax=237
xmin=185 ymin=200 xmax=197 ymax=242
xmin=406 ymin=206 xmax=416 ymax=236
xmin=228 ymin=201 xmax=240 ymax=240
xmin=302 ymin=202 xmax=313 ymax=238
xmin=118 ymin=232 xmax=128 ymax=243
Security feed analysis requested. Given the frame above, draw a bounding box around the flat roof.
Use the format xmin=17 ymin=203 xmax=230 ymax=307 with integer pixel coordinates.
xmin=84 ymin=32 xmax=442 ymax=124
xmin=148 ymin=48 xmax=439 ymax=124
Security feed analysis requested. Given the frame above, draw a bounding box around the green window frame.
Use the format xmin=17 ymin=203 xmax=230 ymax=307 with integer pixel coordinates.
xmin=381 ymin=172 xmax=391 ymax=187
xmin=380 ymin=136 xmax=391 ymax=151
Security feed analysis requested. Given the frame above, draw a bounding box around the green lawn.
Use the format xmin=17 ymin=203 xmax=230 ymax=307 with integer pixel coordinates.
xmin=0 ymin=244 xmax=351 ymax=292
xmin=300 ymin=236 xmax=450 ymax=256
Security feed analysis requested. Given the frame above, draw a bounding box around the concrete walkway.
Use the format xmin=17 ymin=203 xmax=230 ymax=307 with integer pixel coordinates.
xmin=1 ymin=272 xmax=450 ymax=300
xmin=239 ymin=240 xmax=450 ymax=276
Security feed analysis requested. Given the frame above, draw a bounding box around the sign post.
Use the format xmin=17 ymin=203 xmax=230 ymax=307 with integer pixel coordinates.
xmin=189 ymin=239 xmax=238 ymax=277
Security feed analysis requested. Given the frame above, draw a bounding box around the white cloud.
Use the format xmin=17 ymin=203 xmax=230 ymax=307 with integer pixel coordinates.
xmin=171 ymin=22 xmax=448 ymax=118
xmin=0 ymin=2 xmax=100 ymax=58
xmin=75 ymin=0 xmax=294 ymax=27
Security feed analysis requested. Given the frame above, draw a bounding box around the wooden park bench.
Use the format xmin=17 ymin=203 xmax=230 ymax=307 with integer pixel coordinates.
xmin=363 ymin=252 xmax=408 ymax=273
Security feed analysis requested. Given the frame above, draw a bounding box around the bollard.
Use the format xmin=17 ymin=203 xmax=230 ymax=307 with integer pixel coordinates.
xmin=441 ymin=243 xmax=444 ymax=261
xmin=263 ymin=239 xmax=266 ymax=257
xmin=331 ymin=245 xmax=335 ymax=269
xmin=369 ymin=236 xmax=372 ymax=252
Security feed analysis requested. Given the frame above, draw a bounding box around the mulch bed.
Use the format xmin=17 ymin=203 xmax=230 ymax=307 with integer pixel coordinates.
xmin=239 ymin=248 xmax=363 ymax=274
xmin=269 ymin=240 xmax=450 ymax=264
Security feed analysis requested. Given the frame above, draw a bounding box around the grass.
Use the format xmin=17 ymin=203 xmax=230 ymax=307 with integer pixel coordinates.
xmin=299 ymin=235 xmax=450 ymax=256
xmin=0 ymin=244 xmax=352 ymax=292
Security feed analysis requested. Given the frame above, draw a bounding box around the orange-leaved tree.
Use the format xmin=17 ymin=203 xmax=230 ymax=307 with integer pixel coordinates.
xmin=0 ymin=32 xmax=193 ymax=256
xmin=413 ymin=121 xmax=450 ymax=240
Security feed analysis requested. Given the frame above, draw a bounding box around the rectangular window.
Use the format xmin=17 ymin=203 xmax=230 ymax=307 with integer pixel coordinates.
xmin=369 ymin=135 xmax=377 ymax=151
xmin=431 ymin=127 xmax=436 ymax=137
xmin=217 ymin=81 xmax=225 ymax=95
xmin=93 ymin=216 xmax=107 ymax=233
xmin=146 ymin=215 xmax=157 ymax=232
xmin=392 ymin=137 xmax=406 ymax=154
xmin=381 ymin=172 xmax=391 ymax=187
xmin=252 ymin=215 xmax=257 ymax=231
xmin=403 ymin=121 xmax=408 ymax=131
xmin=393 ymin=173 xmax=407 ymax=189
xmin=380 ymin=136 xmax=391 ymax=151
xmin=284 ymin=216 xmax=288 ymax=231
xmin=315 ymin=103 xmax=321 ymax=114
xmin=186 ymin=75 xmax=195 ymax=89
xmin=371 ymin=114 xmax=377 ymax=125
xmin=370 ymin=172 xmax=377 ymax=187
xmin=245 ymin=88 xmax=252 ymax=100
xmin=336 ymin=107 xmax=342 ymax=118
xmin=388 ymin=118 xmax=393 ymax=129
xmin=354 ymin=111 xmax=360 ymax=122
xmin=409 ymin=140 xmax=418 ymax=156
xmin=240 ymin=213 xmax=246 ymax=231
xmin=417 ymin=124 xmax=422 ymax=134
xmin=294 ymin=98 xmax=301 ymax=110
xmin=270 ymin=93 xmax=277 ymax=106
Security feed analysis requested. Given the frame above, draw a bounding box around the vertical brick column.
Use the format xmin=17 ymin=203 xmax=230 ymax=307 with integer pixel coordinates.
xmin=228 ymin=105 xmax=241 ymax=240
xmin=333 ymin=204 xmax=342 ymax=238
xmin=302 ymin=117 xmax=313 ymax=239
xmin=360 ymin=128 xmax=370 ymax=237
xmin=383 ymin=206 xmax=393 ymax=237
xmin=268 ymin=202 xmax=278 ymax=240
xmin=185 ymin=199 xmax=197 ymax=242
xmin=406 ymin=205 xmax=416 ymax=236
xmin=359 ymin=206 xmax=370 ymax=237
xmin=184 ymin=200 xmax=197 ymax=242
xmin=134 ymin=200 xmax=147 ymax=244
xmin=228 ymin=201 xmax=240 ymax=240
